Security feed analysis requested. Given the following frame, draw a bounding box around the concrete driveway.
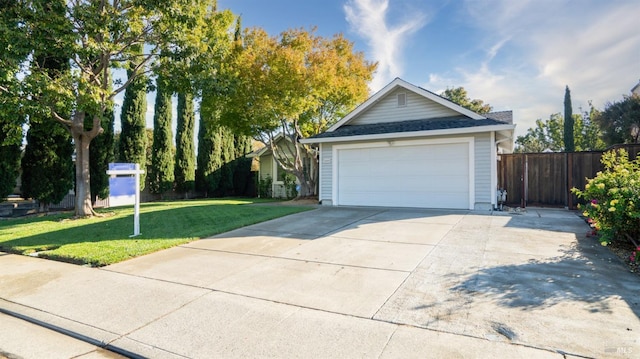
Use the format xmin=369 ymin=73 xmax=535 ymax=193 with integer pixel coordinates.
xmin=1 ymin=206 xmax=639 ymax=358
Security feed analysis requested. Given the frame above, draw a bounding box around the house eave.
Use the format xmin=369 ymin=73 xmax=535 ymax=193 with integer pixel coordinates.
xmin=301 ymin=124 xmax=516 ymax=144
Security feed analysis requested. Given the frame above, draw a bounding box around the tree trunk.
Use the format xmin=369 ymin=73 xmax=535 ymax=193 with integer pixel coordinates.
xmin=73 ymin=133 xmax=94 ymax=217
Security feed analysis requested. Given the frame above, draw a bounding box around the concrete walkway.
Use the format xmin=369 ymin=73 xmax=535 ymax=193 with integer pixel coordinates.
xmin=1 ymin=207 xmax=639 ymax=358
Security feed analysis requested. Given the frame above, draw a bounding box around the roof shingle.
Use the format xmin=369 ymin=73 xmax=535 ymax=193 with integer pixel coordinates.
xmin=311 ymin=116 xmax=510 ymax=139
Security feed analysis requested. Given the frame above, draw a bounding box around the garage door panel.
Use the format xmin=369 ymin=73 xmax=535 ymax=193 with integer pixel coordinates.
xmin=336 ymin=141 xmax=471 ymax=209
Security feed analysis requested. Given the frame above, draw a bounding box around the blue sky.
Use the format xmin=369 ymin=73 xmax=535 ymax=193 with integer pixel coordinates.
xmin=118 ymin=0 xmax=639 ymax=138
xmin=215 ymin=0 xmax=640 ymax=137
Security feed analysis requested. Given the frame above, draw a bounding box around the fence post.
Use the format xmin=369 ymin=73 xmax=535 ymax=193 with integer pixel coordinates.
xmin=567 ymin=152 xmax=573 ymax=209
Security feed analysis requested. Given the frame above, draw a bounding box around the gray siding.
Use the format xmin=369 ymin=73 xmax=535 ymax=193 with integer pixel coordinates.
xmin=320 ymin=143 xmax=333 ymax=203
xmin=350 ymin=88 xmax=459 ymax=125
xmin=473 ymin=132 xmax=493 ymax=207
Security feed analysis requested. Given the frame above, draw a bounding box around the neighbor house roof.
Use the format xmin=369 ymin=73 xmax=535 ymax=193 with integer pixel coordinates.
xmin=485 ymin=110 xmax=513 ymax=124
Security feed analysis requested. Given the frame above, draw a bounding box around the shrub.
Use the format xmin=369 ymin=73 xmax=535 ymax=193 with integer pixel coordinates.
xmin=258 ymin=175 xmax=273 ymax=198
xmin=281 ymin=172 xmax=298 ymax=199
xmin=572 ymin=149 xmax=640 ymax=246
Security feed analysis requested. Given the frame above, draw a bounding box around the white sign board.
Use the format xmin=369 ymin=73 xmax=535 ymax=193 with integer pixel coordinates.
xmin=107 ymin=163 xmax=144 ymax=237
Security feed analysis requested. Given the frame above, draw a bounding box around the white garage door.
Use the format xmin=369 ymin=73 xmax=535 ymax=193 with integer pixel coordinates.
xmin=336 ymin=141 xmax=471 ymax=209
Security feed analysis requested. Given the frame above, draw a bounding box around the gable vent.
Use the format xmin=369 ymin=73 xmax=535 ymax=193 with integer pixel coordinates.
xmin=397 ymin=93 xmax=407 ymax=107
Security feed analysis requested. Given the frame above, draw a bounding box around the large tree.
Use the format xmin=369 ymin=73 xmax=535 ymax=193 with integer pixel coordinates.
xmin=441 ymin=87 xmax=492 ymax=114
xmin=118 ymin=45 xmax=148 ymax=189
xmin=564 ymin=86 xmax=575 ymax=152
xmin=215 ymin=28 xmax=376 ymax=196
xmin=1 ymin=0 xmax=229 ymax=217
xmin=149 ymin=76 xmax=174 ymax=195
xmin=594 ymin=94 xmax=640 ymax=145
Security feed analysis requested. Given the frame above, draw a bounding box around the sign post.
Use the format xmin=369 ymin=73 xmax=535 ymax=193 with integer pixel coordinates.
xmin=107 ymin=163 xmax=145 ymax=237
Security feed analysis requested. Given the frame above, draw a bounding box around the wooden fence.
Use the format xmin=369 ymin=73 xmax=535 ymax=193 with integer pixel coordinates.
xmin=498 ymin=144 xmax=640 ymax=209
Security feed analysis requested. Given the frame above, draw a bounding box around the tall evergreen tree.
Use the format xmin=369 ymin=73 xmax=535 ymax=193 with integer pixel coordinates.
xmin=86 ymin=103 xmax=114 ymax=205
xmin=119 ymin=45 xmax=148 ymax=189
xmin=150 ymin=76 xmax=175 ymax=195
xmin=0 ymin=0 xmax=26 ymax=199
xmin=234 ymin=134 xmax=253 ymax=158
xmin=174 ymin=92 xmax=196 ymax=195
xmin=218 ymin=126 xmax=236 ymax=194
xmin=196 ymin=95 xmax=223 ymax=196
xmin=0 ymin=134 xmax=21 ymax=200
xmin=21 ymin=53 xmax=74 ymax=210
xmin=563 ymin=85 xmax=575 ymax=152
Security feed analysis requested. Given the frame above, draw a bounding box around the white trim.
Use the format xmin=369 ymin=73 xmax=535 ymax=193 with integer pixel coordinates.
xmin=490 ymin=131 xmax=497 ymax=208
xmin=331 ymin=137 xmax=475 ymax=209
xmin=327 ymin=78 xmax=485 ymax=132
xmin=301 ymin=124 xmax=515 ymax=144
xmin=318 ymin=143 xmax=324 ymax=201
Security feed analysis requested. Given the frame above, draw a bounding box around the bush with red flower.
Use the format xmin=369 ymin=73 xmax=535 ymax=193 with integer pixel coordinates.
xmin=572 ymin=149 xmax=640 ymax=247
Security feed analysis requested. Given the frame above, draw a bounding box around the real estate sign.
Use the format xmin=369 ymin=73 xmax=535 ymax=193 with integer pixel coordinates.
xmin=107 ymin=163 xmax=144 ymax=237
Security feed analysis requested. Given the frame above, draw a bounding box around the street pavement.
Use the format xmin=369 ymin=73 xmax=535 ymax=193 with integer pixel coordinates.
xmin=1 ymin=206 xmax=639 ymax=358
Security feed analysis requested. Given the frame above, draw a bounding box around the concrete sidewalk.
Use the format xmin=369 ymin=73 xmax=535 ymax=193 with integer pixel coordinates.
xmin=1 ymin=207 xmax=639 ymax=358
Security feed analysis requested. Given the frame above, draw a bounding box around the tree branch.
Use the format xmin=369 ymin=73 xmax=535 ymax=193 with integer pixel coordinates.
xmin=50 ymin=108 xmax=73 ymax=128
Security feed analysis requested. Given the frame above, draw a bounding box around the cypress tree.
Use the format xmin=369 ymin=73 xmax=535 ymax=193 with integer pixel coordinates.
xmin=235 ymin=134 xmax=253 ymax=158
xmin=119 ymin=45 xmax=148 ymax=189
xmin=0 ymin=135 xmax=21 ymax=200
xmin=218 ymin=127 xmax=236 ymax=195
xmin=149 ymin=76 xmax=174 ymax=195
xmin=174 ymin=92 xmax=196 ymax=195
xmin=564 ymin=85 xmax=575 ymax=152
xmin=196 ymin=99 xmax=223 ymax=196
xmin=86 ymin=103 xmax=115 ymax=205
xmin=21 ymin=54 xmax=74 ymax=210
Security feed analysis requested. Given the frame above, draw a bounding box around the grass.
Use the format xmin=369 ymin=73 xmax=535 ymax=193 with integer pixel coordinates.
xmin=0 ymin=198 xmax=313 ymax=267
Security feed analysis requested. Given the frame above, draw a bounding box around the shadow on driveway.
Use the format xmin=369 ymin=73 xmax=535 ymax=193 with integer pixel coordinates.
xmin=451 ymin=238 xmax=640 ymax=319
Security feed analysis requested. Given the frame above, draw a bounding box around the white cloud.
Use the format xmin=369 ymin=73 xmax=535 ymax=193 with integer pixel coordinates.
xmin=344 ymin=0 xmax=428 ymax=91
xmin=423 ymin=0 xmax=640 ymax=138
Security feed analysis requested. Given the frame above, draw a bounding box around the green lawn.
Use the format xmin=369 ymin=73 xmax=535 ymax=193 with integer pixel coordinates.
xmin=0 ymin=199 xmax=313 ymax=267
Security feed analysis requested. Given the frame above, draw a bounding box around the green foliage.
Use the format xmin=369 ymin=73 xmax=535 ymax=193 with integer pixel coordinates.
xmin=149 ymin=76 xmax=175 ymax=195
xmin=215 ymin=27 xmax=375 ymax=196
xmin=594 ymin=95 xmax=640 ymax=145
xmin=87 ymin=106 xmax=115 ymax=204
xmin=196 ymin=107 xmax=223 ymax=195
xmin=235 ymin=134 xmax=253 ymax=158
xmin=21 ymin=117 xmax=74 ymax=207
xmin=231 ymin=157 xmax=254 ymax=196
xmin=564 ymin=86 xmax=575 ymax=152
xmin=3 ymin=0 xmax=233 ymax=217
xmin=175 ymin=92 xmax=196 ymax=193
xmin=119 ymin=47 xmax=148 ymax=190
xmin=0 ymin=0 xmax=28 ymax=150
xmin=0 ymin=140 xmax=21 ymax=200
xmin=441 ymin=87 xmax=492 ymax=114
xmin=515 ymin=109 xmax=605 ymax=153
xmin=258 ymin=175 xmax=273 ymax=198
xmin=281 ymin=172 xmax=298 ymax=199
xmin=21 ymin=49 xmax=74 ymax=208
xmin=572 ymin=149 xmax=640 ymax=246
